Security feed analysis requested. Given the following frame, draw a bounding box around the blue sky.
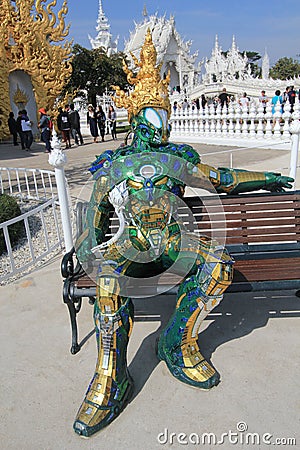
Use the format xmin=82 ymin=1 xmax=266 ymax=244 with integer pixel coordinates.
xmin=66 ymin=0 xmax=300 ymax=66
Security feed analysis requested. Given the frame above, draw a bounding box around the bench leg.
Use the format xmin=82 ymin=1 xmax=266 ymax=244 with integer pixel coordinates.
xmin=157 ymin=250 xmax=233 ymax=389
xmin=73 ymin=273 xmax=134 ymax=438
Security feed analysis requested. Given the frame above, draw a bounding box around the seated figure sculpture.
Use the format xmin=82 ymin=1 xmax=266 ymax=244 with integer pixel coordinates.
xmin=73 ymin=30 xmax=293 ymax=437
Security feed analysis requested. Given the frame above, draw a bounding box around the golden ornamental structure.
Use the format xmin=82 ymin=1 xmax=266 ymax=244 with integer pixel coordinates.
xmin=0 ymin=0 xmax=72 ymax=138
xmin=112 ymin=28 xmax=171 ymax=121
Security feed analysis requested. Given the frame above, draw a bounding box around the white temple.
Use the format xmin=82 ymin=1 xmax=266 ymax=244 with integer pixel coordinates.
xmin=203 ymin=35 xmax=251 ymax=84
xmin=88 ymin=0 xmax=118 ymax=56
xmin=190 ymin=35 xmax=298 ymax=102
xmin=86 ymin=5 xmax=300 ymax=104
xmin=124 ymin=8 xmax=202 ymax=95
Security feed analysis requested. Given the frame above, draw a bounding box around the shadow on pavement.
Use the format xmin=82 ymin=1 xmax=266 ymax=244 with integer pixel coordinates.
xmin=127 ymin=290 xmax=300 ymax=400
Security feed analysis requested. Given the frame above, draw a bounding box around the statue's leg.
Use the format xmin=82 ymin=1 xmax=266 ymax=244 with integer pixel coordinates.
xmin=158 ymin=242 xmax=233 ymax=389
xmin=73 ymin=269 xmax=134 ymax=437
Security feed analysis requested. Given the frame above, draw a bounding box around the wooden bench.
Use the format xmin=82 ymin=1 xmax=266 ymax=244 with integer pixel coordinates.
xmin=61 ymin=190 xmax=300 ymax=353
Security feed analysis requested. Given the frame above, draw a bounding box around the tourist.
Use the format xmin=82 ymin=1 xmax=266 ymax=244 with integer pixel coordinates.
xmin=181 ymin=98 xmax=189 ymax=111
xmin=96 ymin=105 xmax=106 ymax=142
xmin=38 ymin=108 xmax=52 ymax=153
xmin=57 ymin=105 xmax=71 ymax=149
xmin=201 ymin=94 xmax=207 ymax=109
xmin=218 ymin=88 xmax=230 ymax=109
xmin=16 ymin=111 xmax=25 ymax=149
xmin=282 ymin=86 xmax=289 ymax=107
xmin=20 ymin=109 xmax=33 ymax=151
xmin=7 ymin=112 xmax=18 ymax=146
xmin=87 ymin=104 xmax=99 ymax=143
xmin=288 ymin=86 xmax=296 ymax=112
xmin=259 ymin=90 xmax=269 ymax=113
xmin=69 ymin=103 xmax=84 ymax=145
xmin=239 ymin=92 xmax=249 ymax=108
xmin=271 ymin=90 xmax=283 ymax=115
xmin=108 ymin=105 xmax=117 ymax=140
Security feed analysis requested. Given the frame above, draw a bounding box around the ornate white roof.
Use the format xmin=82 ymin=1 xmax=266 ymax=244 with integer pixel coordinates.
xmin=124 ymin=12 xmax=198 ymax=68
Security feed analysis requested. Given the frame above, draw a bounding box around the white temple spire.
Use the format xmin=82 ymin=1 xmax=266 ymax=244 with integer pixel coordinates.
xmin=214 ymin=35 xmax=219 ymax=51
xmin=262 ymin=48 xmax=270 ymax=80
xmin=142 ymin=4 xmax=148 ymax=18
xmin=88 ymin=0 xmax=118 ymax=55
xmin=231 ymin=35 xmax=236 ymax=51
xmin=99 ymin=0 xmax=104 ymax=15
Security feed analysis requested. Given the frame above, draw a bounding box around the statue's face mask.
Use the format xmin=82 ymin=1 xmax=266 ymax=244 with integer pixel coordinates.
xmin=131 ymin=107 xmax=170 ymax=145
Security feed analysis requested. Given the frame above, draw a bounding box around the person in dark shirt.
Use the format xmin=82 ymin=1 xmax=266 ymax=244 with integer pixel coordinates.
xmin=16 ymin=110 xmax=25 ymax=149
xmin=8 ymin=112 xmax=18 ymax=146
xmin=218 ymin=88 xmax=230 ymax=109
xmin=96 ymin=105 xmax=106 ymax=142
xmin=288 ymin=86 xmax=296 ymax=112
xmin=57 ymin=105 xmax=71 ymax=149
xmin=38 ymin=108 xmax=52 ymax=153
xmin=69 ymin=103 xmax=84 ymax=145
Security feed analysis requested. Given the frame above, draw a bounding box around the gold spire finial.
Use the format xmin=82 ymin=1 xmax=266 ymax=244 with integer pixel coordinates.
xmin=13 ymin=84 xmax=29 ymax=107
xmin=112 ymin=28 xmax=171 ymax=121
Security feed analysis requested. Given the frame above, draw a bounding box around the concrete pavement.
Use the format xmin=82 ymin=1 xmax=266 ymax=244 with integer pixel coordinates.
xmin=0 ymin=134 xmax=299 ymax=449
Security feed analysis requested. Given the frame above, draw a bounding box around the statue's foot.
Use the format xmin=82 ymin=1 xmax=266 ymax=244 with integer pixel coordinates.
xmin=73 ymin=372 xmax=134 ymax=437
xmin=157 ymin=340 xmax=220 ymax=389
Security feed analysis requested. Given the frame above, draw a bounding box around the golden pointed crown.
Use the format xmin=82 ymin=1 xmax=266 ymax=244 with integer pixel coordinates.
xmin=112 ymin=29 xmax=171 ymax=121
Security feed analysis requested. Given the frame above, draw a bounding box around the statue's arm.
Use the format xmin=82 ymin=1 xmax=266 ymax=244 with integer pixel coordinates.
xmin=76 ymin=176 xmax=112 ymax=262
xmin=189 ymin=163 xmax=294 ymax=195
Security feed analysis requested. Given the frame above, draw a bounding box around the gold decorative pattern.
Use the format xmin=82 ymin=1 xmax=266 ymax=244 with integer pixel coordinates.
xmin=112 ymin=28 xmax=171 ymax=121
xmin=0 ymin=0 xmax=72 ymax=138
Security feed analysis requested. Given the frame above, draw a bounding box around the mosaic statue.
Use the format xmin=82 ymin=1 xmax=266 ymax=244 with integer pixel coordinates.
xmin=73 ymin=30 xmax=293 ymax=437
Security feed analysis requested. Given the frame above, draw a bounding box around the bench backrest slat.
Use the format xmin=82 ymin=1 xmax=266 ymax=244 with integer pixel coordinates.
xmin=95 ymin=191 xmax=300 ymax=247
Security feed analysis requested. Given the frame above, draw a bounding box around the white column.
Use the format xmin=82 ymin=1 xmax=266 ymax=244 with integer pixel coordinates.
xmin=289 ymin=120 xmax=300 ymax=188
xmin=248 ymin=102 xmax=257 ymax=139
xmin=48 ymin=131 xmax=73 ymax=252
xmin=256 ymin=102 xmax=264 ymax=138
xmin=282 ymin=102 xmax=291 ymax=140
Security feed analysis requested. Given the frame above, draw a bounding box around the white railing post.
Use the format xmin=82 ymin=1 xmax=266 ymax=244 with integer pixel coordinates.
xmin=256 ymin=102 xmax=264 ymax=138
xmin=248 ymin=102 xmax=256 ymax=139
xmin=234 ymin=102 xmax=242 ymax=137
xmin=228 ymin=102 xmax=234 ymax=137
xmin=264 ymin=103 xmax=273 ymax=139
xmin=273 ymin=100 xmax=282 ymax=138
xmin=48 ymin=131 xmax=73 ymax=252
xmin=282 ymin=101 xmax=291 ymax=140
xmin=241 ymin=104 xmax=248 ymax=136
xmin=209 ymin=104 xmax=215 ymax=135
xmin=289 ymin=120 xmax=300 ymax=189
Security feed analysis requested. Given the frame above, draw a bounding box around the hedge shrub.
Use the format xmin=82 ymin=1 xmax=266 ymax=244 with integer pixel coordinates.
xmin=0 ymin=194 xmax=24 ymax=255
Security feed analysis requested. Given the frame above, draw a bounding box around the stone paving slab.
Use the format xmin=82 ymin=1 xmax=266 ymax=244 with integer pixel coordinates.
xmin=0 ymin=259 xmax=299 ymax=450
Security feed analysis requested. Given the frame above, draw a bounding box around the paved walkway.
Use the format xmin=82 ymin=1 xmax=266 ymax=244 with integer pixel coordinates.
xmin=0 ymin=134 xmax=299 ymax=449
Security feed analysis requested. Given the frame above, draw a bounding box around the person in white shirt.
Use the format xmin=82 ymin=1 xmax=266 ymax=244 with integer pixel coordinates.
xmin=20 ymin=109 xmax=33 ymax=151
xmin=239 ymin=92 xmax=249 ymax=108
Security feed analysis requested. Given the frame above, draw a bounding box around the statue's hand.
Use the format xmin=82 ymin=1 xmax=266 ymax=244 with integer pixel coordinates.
xmin=76 ymin=230 xmax=96 ymax=264
xmin=265 ymin=173 xmax=294 ymax=192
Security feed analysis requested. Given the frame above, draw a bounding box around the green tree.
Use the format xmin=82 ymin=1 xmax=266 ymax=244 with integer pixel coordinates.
xmin=244 ymin=51 xmax=261 ymax=77
xmin=270 ymin=57 xmax=300 ymax=80
xmin=64 ymin=44 xmax=129 ymax=105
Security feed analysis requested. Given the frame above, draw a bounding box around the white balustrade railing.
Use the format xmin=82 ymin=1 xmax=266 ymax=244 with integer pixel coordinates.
xmin=170 ymin=99 xmax=300 ymax=147
xmin=0 ymin=167 xmax=65 ymax=283
xmin=0 ymin=167 xmax=57 ymax=201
